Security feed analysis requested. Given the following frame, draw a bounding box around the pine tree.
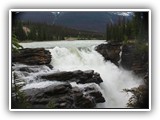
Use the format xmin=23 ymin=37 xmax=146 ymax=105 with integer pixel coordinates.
xmin=14 ymin=21 xmax=27 ymax=41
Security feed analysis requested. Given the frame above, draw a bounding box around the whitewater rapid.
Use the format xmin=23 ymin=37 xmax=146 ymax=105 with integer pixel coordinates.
xmin=19 ymin=40 xmax=143 ymax=108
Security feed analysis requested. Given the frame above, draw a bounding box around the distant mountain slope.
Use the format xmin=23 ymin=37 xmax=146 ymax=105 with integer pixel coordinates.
xmin=13 ymin=11 xmax=132 ymax=33
xmin=13 ymin=12 xmax=56 ymax=24
xmin=54 ymin=12 xmax=116 ymax=33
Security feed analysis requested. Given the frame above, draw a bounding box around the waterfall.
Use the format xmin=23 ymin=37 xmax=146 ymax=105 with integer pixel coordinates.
xmin=48 ymin=42 xmax=142 ymax=108
xmin=19 ymin=40 xmax=143 ymax=108
xmin=118 ymin=45 xmax=123 ymax=65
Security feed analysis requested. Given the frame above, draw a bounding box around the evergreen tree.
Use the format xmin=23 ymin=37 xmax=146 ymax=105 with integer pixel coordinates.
xmin=14 ymin=21 xmax=27 ymax=41
xmin=106 ymin=12 xmax=148 ymax=43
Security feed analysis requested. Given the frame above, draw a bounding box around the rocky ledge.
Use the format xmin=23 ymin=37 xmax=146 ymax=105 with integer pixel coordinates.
xmin=95 ymin=42 xmax=122 ymax=66
xmin=23 ymin=82 xmax=105 ymax=109
xmin=12 ymin=48 xmax=52 ymax=65
xmin=41 ymin=70 xmax=103 ymax=85
xmin=96 ymin=42 xmax=148 ymax=76
xmin=12 ymin=67 xmax=105 ymax=109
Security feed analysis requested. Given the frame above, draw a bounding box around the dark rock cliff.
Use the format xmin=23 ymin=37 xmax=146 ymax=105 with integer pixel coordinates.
xmin=95 ymin=42 xmax=122 ymax=66
xmin=121 ymin=43 xmax=148 ymax=76
xmin=12 ymin=48 xmax=52 ymax=65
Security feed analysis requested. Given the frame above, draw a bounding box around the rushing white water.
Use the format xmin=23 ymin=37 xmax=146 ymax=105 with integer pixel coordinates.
xmin=118 ymin=46 xmax=123 ymax=65
xmin=19 ymin=40 xmax=143 ymax=108
xmin=20 ymin=40 xmax=106 ymax=48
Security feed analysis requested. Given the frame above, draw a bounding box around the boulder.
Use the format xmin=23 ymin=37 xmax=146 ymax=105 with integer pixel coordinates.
xmin=22 ymin=82 xmax=105 ymax=109
xmin=12 ymin=48 xmax=52 ymax=65
xmin=86 ymin=91 xmax=105 ymax=103
xmin=24 ymin=83 xmax=72 ymax=98
xmin=50 ymin=95 xmax=75 ymax=109
xmin=75 ymin=94 xmax=96 ymax=108
xmin=44 ymin=83 xmax=72 ymax=96
xmin=23 ymin=83 xmax=73 ymax=108
xmin=40 ymin=70 xmax=103 ymax=85
xmin=95 ymin=42 xmax=122 ymax=66
xmin=83 ymin=84 xmax=105 ymax=103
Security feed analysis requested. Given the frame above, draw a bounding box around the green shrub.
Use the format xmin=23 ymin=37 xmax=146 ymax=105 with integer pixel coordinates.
xmin=12 ymin=34 xmax=23 ymax=53
xmin=123 ymin=85 xmax=149 ymax=108
xmin=134 ymin=41 xmax=148 ymax=56
xmin=11 ymin=73 xmax=31 ymax=109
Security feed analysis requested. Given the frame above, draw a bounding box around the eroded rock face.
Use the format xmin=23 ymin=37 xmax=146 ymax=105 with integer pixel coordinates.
xmin=121 ymin=44 xmax=135 ymax=70
xmin=95 ymin=42 xmax=122 ymax=66
xmin=12 ymin=48 xmax=52 ymax=65
xmin=23 ymin=82 xmax=105 ymax=109
xmin=95 ymin=42 xmax=148 ymax=76
xmin=12 ymin=65 xmax=106 ymax=109
xmin=121 ymin=44 xmax=148 ymax=76
xmin=41 ymin=70 xmax=103 ymax=84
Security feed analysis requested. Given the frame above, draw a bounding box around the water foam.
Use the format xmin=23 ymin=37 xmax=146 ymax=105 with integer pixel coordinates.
xmin=48 ymin=41 xmax=143 ymax=108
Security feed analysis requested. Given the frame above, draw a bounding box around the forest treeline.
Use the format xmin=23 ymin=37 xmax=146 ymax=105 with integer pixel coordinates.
xmin=12 ymin=21 xmax=105 ymax=41
xmin=12 ymin=12 xmax=149 ymax=44
xmin=106 ymin=12 xmax=149 ymax=43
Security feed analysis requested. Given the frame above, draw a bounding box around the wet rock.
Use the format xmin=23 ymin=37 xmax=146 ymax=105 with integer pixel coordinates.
xmin=75 ymin=94 xmax=96 ymax=108
xmin=83 ymin=84 xmax=105 ymax=103
xmin=12 ymin=72 xmax=26 ymax=88
xmin=44 ymin=83 xmax=72 ymax=96
xmin=87 ymin=91 xmax=105 ymax=103
xmin=19 ymin=67 xmax=35 ymax=73
xmin=22 ymin=82 xmax=105 ymax=109
xmin=24 ymin=83 xmax=72 ymax=98
xmin=24 ymin=83 xmax=72 ymax=106
xmin=71 ymin=87 xmax=83 ymax=99
xmin=41 ymin=70 xmax=103 ymax=85
xmin=12 ymin=48 xmax=52 ymax=65
xmin=46 ymin=64 xmax=53 ymax=70
xmin=95 ymin=42 xmax=122 ymax=66
xmin=14 ymin=65 xmax=51 ymax=74
xmin=51 ymin=95 xmax=75 ymax=108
